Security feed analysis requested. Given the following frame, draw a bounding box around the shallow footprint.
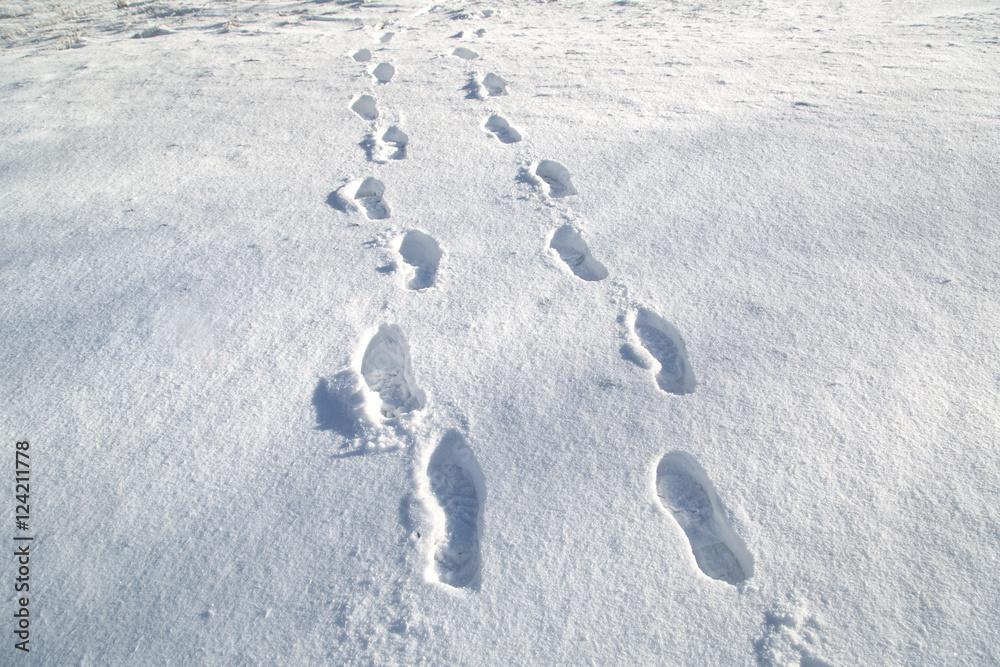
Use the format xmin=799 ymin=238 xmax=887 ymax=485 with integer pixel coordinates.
xmin=396 ymin=229 xmax=442 ymax=290
xmin=628 ymin=308 xmax=695 ymax=394
xmin=360 ymin=324 xmax=425 ymax=417
xmin=427 ymin=430 xmax=484 ymax=589
xmin=352 ymin=48 xmax=371 ymax=62
xmin=451 ymin=46 xmax=479 ymax=59
xmin=655 ymin=451 xmax=753 ymax=585
xmin=549 ymin=225 xmax=607 ymax=281
xmin=532 ymin=160 xmax=577 ymax=198
xmin=483 ymin=114 xmax=521 ymax=143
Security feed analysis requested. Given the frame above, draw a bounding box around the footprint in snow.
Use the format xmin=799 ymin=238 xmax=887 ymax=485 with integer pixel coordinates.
xmin=132 ymin=27 xmax=173 ymax=39
xmin=483 ymin=114 xmax=521 ymax=143
xmin=624 ymin=307 xmax=695 ymax=395
xmin=360 ymin=127 xmax=409 ymax=162
xmin=375 ymin=126 xmax=408 ymax=161
xmin=396 ymin=230 xmax=442 ymax=290
xmin=655 ymin=451 xmax=753 ymax=585
xmin=531 ymin=160 xmax=577 ymax=198
xmin=352 ymin=48 xmax=372 ymax=62
xmin=377 ymin=31 xmax=395 ymax=44
xmin=549 ymin=225 xmax=608 ymax=281
xmin=426 ymin=430 xmax=484 ymax=590
xmin=360 ymin=324 xmax=425 ymax=417
xmin=350 ymin=94 xmax=378 ymax=121
xmin=332 ymin=177 xmax=390 ymax=220
xmin=465 ymin=73 xmax=508 ymax=99
xmin=481 ymin=73 xmax=507 ymax=96
xmin=371 ymin=62 xmax=395 ymax=84
xmin=451 ymin=47 xmax=479 ymax=59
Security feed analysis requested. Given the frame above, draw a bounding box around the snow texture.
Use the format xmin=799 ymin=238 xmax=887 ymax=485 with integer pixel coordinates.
xmin=2 ymin=0 xmax=999 ymax=663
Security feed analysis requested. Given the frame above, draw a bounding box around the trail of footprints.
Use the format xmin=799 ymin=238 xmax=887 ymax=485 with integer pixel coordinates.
xmin=324 ymin=23 xmax=754 ymax=595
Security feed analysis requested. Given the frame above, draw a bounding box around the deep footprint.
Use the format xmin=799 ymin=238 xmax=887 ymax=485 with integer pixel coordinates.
xmin=427 ymin=430 xmax=484 ymax=589
xmin=655 ymin=451 xmax=753 ymax=585
xmin=549 ymin=225 xmax=608 ymax=281
xmin=371 ymin=62 xmax=395 ymax=83
xmin=481 ymin=72 xmax=507 ymax=96
xmin=336 ymin=177 xmax=389 ymax=220
xmin=376 ymin=126 xmax=408 ymax=162
xmin=483 ymin=114 xmax=521 ymax=143
xmin=630 ymin=308 xmax=695 ymax=394
xmin=532 ymin=160 xmax=578 ymax=197
xmin=350 ymin=94 xmax=378 ymax=121
xmin=360 ymin=324 xmax=425 ymax=417
xmin=397 ymin=229 xmax=442 ymax=290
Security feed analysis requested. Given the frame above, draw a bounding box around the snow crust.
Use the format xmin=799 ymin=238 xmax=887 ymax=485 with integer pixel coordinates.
xmin=1 ymin=0 xmax=999 ymax=663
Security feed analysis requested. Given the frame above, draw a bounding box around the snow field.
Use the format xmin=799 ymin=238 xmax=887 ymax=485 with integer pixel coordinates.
xmin=1 ymin=0 xmax=998 ymax=664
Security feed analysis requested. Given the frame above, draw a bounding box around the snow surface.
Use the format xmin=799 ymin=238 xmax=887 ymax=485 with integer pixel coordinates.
xmin=2 ymin=0 xmax=999 ymax=663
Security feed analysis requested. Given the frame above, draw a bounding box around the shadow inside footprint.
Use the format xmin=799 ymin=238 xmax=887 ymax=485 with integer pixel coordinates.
xmin=451 ymin=46 xmax=479 ymax=59
xmin=427 ymin=430 xmax=484 ymax=590
xmin=549 ymin=225 xmax=607 ymax=281
xmin=655 ymin=451 xmax=753 ymax=585
xmin=533 ymin=160 xmax=578 ymax=198
xmin=334 ymin=177 xmax=390 ymax=220
xmin=630 ymin=308 xmax=696 ymax=395
xmin=377 ymin=126 xmax=408 ymax=161
xmin=350 ymin=94 xmax=378 ymax=121
xmin=484 ymin=114 xmax=522 ymax=143
xmin=481 ymin=72 xmax=507 ymax=96
xmin=371 ymin=62 xmax=395 ymax=83
xmin=397 ymin=229 xmax=442 ymax=290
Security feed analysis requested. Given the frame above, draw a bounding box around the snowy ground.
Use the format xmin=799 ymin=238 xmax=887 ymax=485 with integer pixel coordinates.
xmin=2 ymin=0 xmax=999 ymax=663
